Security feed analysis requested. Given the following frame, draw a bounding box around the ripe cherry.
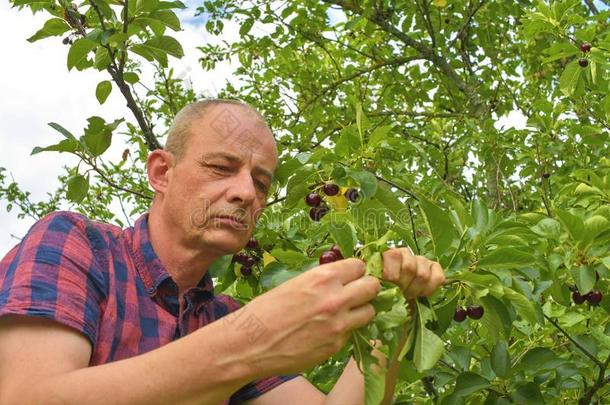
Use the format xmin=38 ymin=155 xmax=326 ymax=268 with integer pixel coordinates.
xmin=580 ymin=43 xmax=592 ymax=53
xmin=467 ymin=305 xmax=484 ymax=320
xmin=572 ymin=291 xmax=586 ymax=305
xmin=244 ymin=256 xmax=256 ymax=267
xmin=305 ymin=193 xmax=322 ymax=207
xmin=344 ymin=188 xmax=360 ymax=203
xmin=246 ymin=238 xmax=259 ymax=249
xmin=330 ymin=245 xmax=344 ymax=260
xmin=319 ymin=251 xmax=339 ymax=265
xmin=233 ymin=253 xmax=248 ymax=265
xmin=240 ymin=266 xmax=253 ymax=276
xmin=309 ymin=206 xmax=329 ymax=221
xmin=579 ymin=58 xmax=589 ymax=67
xmin=454 ymin=307 xmax=467 ymax=322
xmin=322 ymin=183 xmax=340 ymax=196
xmin=586 ymin=290 xmax=603 ymax=306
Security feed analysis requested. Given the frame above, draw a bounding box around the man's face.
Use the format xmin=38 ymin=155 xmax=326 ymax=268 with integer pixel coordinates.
xmin=162 ymin=104 xmax=278 ymax=255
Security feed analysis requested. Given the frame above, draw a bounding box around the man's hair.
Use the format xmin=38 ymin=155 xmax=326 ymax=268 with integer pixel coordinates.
xmin=164 ymin=99 xmax=269 ymax=161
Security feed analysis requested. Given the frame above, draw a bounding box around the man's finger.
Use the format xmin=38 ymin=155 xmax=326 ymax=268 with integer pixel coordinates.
xmin=319 ymin=258 xmax=366 ymax=285
xmin=342 ymin=275 xmax=381 ymax=308
xmin=420 ymin=262 xmax=446 ymax=296
xmin=403 ymin=256 xmax=433 ymax=299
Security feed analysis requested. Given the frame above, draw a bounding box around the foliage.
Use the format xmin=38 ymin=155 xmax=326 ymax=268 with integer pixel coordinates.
xmin=4 ymin=0 xmax=610 ymax=403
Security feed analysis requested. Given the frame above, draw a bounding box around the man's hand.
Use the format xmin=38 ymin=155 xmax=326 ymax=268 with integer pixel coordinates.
xmin=234 ymin=258 xmax=380 ymax=378
xmin=381 ymin=248 xmax=445 ymax=299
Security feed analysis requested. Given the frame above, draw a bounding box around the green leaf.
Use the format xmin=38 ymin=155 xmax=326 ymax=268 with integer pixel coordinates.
xmin=581 ymin=215 xmax=609 ymax=248
xmin=94 ymin=46 xmax=111 ymax=70
xmin=366 ymin=251 xmax=383 ymax=278
xmin=239 ymin=18 xmax=254 ymax=36
xmin=138 ymin=10 xmax=181 ymax=32
xmin=478 ymin=248 xmax=536 ymax=269
xmin=571 ymin=266 xmax=596 ymax=294
xmin=512 ymin=382 xmax=545 ymax=405
xmin=368 ymin=124 xmax=393 ymax=147
xmin=555 ymin=208 xmax=584 ymax=241
xmin=95 ymin=81 xmax=112 ymax=104
xmin=27 ymin=18 xmax=70 ymax=42
xmin=207 ymin=255 xmax=233 ymax=278
xmin=452 ymin=372 xmax=490 ymax=397
xmin=335 ymin=125 xmax=360 ymax=155
xmin=31 ymin=138 xmax=79 ymax=155
xmin=131 ymin=36 xmax=183 ymax=67
xmin=67 ymin=38 xmax=98 ymax=71
xmin=329 ymin=217 xmax=356 ymax=258
xmin=363 ymin=349 xmax=386 ymax=405
xmin=559 ymin=60 xmax=581 ymax=96
xmin=123 ymin=72 xmax=140 ymax=84
xmin=480 ymin=295 xmax=512 ymax=342
xmin=413 ymin=300 xmax=444 ymax=371
xmin=490 ymin=340 xmax=510 ymax=378
xmin=67 ymin=174 xmax=89 ymax=203
xmin=418 ymin=195 xmax=458 ymax=263
xmin=501 ymin=287 xmax=538 ymax=325
xmin=260 ymin=262 xmax=300 ymax=289
xmin=517 ymin=347 xmax=566 ymax=375
xmin=349 ymin=170 xmax=378 ymax=199
xmin=48 ymin=122 xmax=75 ymax=139
xmin=82 ymin=116 xmax=117 ymax=156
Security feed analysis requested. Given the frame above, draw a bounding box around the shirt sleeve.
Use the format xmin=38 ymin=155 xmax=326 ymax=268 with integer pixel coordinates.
xmin=213 ymin=294 xmax=301 ymax=404
xmin=0 ymin=211 xmax=107 ymax=347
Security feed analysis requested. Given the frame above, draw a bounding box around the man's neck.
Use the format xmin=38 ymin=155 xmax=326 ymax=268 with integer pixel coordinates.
xmin=147 ymin=205 xmax=221 ymax=295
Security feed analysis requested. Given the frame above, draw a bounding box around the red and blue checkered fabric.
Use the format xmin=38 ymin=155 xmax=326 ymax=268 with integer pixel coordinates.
xmin=0 ymin=211 xmax=298 ymax=403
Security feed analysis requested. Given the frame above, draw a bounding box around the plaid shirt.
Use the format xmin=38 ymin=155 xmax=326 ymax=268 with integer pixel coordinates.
xmin=0 ymin=211 xmax=298 ymax=403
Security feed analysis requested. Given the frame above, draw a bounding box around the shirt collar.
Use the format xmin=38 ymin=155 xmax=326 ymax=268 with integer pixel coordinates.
xmin=127 ymin=213 xmax=215 ymax=299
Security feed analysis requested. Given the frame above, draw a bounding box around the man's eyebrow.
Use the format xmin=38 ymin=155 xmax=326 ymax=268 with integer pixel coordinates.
xmin=201 ymin=152 xmax=274 ymax=182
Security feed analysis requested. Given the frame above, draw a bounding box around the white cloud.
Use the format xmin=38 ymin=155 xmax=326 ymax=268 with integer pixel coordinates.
xmin=0 ymin=3 xmax=241 ymax=256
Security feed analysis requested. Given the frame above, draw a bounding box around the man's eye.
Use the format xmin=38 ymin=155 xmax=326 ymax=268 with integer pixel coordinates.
xmin=210 ymin=165 xmax=231 ymax=173
xmin=256 ymin=180 xmax=269 ymax=193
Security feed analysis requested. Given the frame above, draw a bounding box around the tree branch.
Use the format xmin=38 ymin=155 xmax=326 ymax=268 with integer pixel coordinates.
xmin=322 ymin=0 xmax=485 ymax=116
xmin=583 ymin=0 xmax=599 ymax=15
xmin=544 ymin=315 xmax=602 ymax=368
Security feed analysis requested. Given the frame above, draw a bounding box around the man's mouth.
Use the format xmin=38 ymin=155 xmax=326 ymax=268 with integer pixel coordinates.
xmin=212 ymin=215 xmax=247 ymax=228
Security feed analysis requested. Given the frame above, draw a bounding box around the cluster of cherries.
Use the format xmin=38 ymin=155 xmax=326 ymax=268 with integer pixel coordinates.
xmin=318 ymin=245 xmax=345 ymax=264
xmin=454 ymin=305 xmax=484 ymax=322
xmin=232 ymin=238 xmax=262 ymax=277
xmin=579 ymin=42 xmax=592 ymax=67
xmin=572 ymin=289 xmax=603 ymax=306
xmin=305 ymin=182 xmax=360 ymax=221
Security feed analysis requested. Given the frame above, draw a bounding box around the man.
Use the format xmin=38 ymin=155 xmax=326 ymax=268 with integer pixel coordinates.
xmin=0 ymin=100 xmax=445 ymax=404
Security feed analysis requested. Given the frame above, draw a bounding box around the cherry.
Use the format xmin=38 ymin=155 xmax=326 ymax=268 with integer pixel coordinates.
xmin=62 ymin=37 xmax=71 ymax=45
xmin=309 ymin=206 xmax=329 ymax=221
xmin=586 ymin=290 xmax=603 ymax=306
xmin=330 ymin=245 xmax=344 ymax=260
xmin=246 ymin=238 xmax=259 ymax=249
xmin=467 ymin=305 xmax=484 ymax=320
xmin=572 ymin=291 xmax=586 ymax=305
xmin=319 ymin=251 xmax=339 ymax=265
xmin=233 ymin=253 xmax=248 ymax=265
xmin=344 ymin=188 xmax=360 ymax=203
xmin=244 ymin=256 xmax=256 ymax=267
xmin=322 ymin=183 xmax=340 ymax=196
xmin=454 ymin=307 xmax=467 ymax=322
xmin=240 ymin=266 xmax=253 ymax=276
xmin=305 ymin=193 xmax=322 ymax=207
xmin=580 ymin=43 xmax=592 ymax=53
xmin=542 ymin=172 xmax=551 ymax=179
xmin=579 ymin=58 xmax=589 ymax=67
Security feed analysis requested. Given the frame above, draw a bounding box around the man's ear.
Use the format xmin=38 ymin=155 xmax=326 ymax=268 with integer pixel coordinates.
xmin=147 ymin=150 xmax=174 ymax=195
